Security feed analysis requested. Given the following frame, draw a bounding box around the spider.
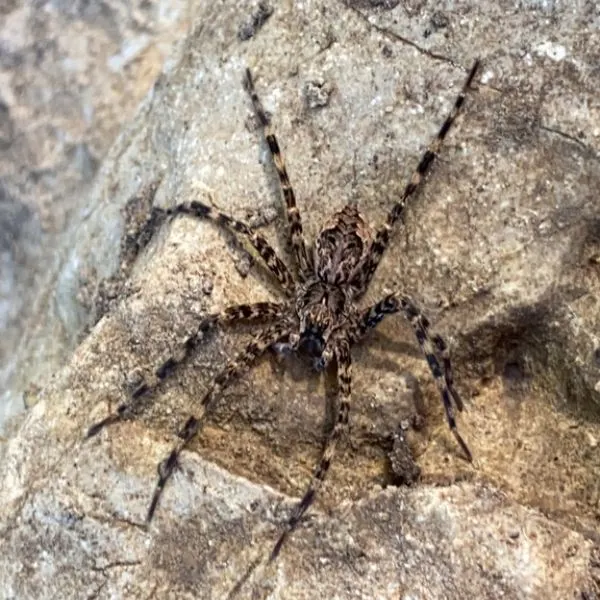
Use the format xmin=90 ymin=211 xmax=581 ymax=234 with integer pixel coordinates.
xmin=87 ymin=60 xmax=479 ymax=562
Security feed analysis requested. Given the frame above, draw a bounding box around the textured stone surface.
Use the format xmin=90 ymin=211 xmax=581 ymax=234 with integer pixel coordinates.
xmin=1 ymin=0 xmax=600 ymax=598
xmin=0 ymin=0 xmax=191 ymax=428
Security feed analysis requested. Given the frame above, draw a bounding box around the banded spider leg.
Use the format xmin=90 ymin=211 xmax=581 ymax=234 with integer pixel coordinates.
xmin=352 ymin=294 xmax=471 ymax=461
xmin=270 ymin=336 xmax=352 ymax=561
xmin=244 ymin=68 xmax=312 ymax=278
xmin=352 ymin=60 xmax=480 ymax=294
xmin=86 ymin=302 xmax=287 ymax=438
xmin=146 ymin=319 xmax=293 ymax=521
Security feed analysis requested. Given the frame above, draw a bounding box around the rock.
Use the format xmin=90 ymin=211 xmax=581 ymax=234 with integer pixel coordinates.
xmin=1 ymin=0 xmax=599 ymax=598
xmin=0 ymin=0 xmax=191 ymax=429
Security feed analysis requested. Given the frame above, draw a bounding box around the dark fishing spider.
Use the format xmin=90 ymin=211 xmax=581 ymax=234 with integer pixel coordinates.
xmin=88 ymin=60 xmax=479 ymax=561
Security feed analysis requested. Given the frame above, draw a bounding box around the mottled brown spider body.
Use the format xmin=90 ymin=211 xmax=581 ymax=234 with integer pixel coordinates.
xmin=87 ymin=61 xmax=480 ymax=563
xmin=296 ymin=206 xmax=373 ymax=366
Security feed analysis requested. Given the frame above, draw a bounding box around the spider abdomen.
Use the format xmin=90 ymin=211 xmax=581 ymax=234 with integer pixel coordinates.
xmin=314 ymin=205 xmax=373 ymax=284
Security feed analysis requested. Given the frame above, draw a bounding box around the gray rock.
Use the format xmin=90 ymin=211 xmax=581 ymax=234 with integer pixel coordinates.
xmin=1 ymin=0 xmax=599 ymax=598
xmin=0 ymin=0 xmax=191 ymax=429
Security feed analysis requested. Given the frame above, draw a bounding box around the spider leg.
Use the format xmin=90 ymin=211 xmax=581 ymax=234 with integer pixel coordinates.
xmin=270 ymin=337 xmax=352 ymax=561
xmin=86 ymin=301 xmax=287 ymax=438
xmin=353 ymin=60 xmax=480 ymax=294
xmin=168 ymin=200 xmax=295 ymax=296
xmin=351 ymin=294 xmax=471 ymax=461
xmin=244 ymin=69 xmax=312 ymax=279
xmin=430 ymin=332 xmax=463 ymax=411
xmin=147 ymin=321 xmax=292 ymax=522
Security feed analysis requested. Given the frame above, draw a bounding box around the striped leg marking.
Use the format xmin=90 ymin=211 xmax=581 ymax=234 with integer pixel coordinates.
xmin=146 ymin=321 xmax=292 ymax=522
xmin=270 ymin=338 xmax=352 ymax=561
xmin=431 ymin=332 xmax=464 ymax=411
xmin=351 ymin=294 xmax=471 ymax=461
xmin=85 ymin=302 xmax=286 ymax=438
xmin=353 ymin=60 xmax=480 ymax=293
xmin=168 ymin=200 xmax=295 ymax=296
xmin=244 ymin=69 xmax=312 ymax=278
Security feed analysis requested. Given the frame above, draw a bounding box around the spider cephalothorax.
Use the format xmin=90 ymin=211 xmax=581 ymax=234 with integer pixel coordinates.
xmin=87 ymin=61 xmax=479 ymax=563
xmin=295 ymin=281 xmax=353 ymax=367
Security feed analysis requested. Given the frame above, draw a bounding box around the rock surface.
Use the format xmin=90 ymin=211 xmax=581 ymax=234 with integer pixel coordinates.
xmin=1 ymin=0 xmax=600 ymax=598
xmin=0 ymin=0 xmax=191 ymax=428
